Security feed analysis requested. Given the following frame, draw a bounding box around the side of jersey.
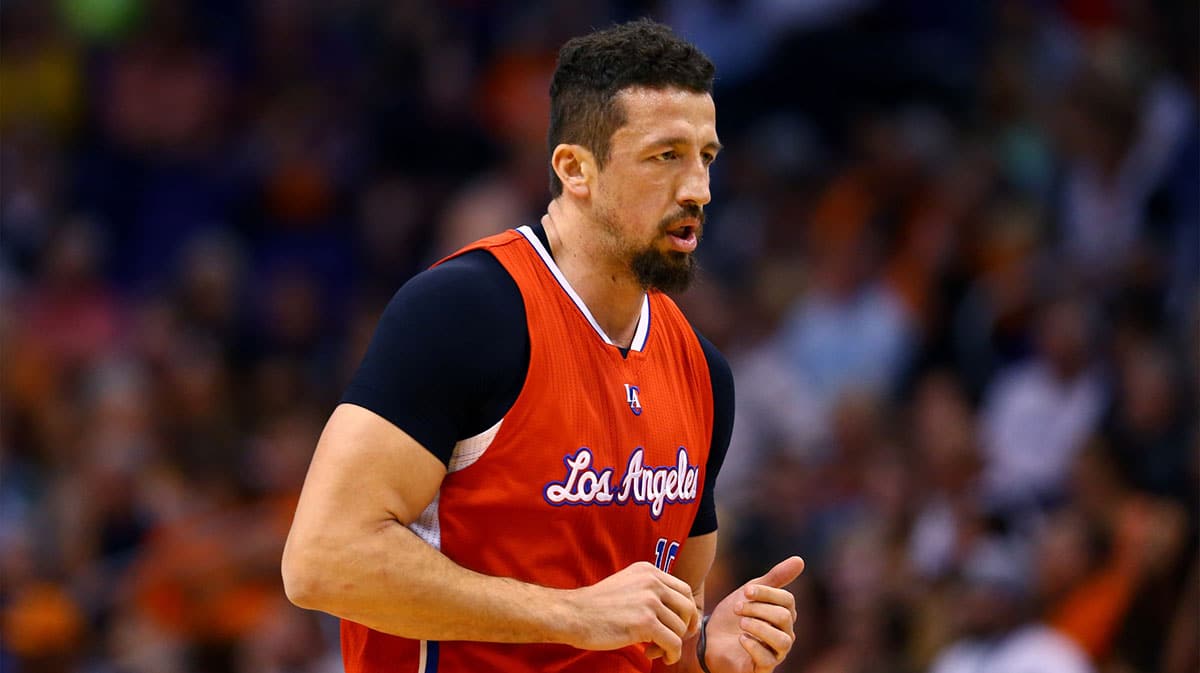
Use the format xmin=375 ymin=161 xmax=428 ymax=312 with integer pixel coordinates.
xmin=341 ymin=227 xmax=716 ymax=673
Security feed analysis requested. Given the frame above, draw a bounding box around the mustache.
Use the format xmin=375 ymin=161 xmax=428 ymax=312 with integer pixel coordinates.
xmin=659 ymin=204 xmax=705 ymax=232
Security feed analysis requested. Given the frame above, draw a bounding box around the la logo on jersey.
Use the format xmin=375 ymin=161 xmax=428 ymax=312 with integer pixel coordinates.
xmin=624 ymin=384 xmax=642 ymax=416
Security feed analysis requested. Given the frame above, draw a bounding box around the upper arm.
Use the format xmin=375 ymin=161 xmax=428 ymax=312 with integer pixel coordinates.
xmin=289 ymin=404 xmax=447 ymax=543
xmin=673 ymin=531 xmax=718 ymax=611
xmin=288 ymin=252 xmax=526 ymax=552
xmin=282 ymin=403 xmax=447 ymax=607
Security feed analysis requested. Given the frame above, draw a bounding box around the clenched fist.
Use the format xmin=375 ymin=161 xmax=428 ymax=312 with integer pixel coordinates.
xmin=563 ymin=561 xmax=701 ymax=665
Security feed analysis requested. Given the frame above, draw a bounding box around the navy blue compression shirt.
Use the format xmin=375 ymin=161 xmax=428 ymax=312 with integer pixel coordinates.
xmin=343 ymin=225 xmax=734 ymax=536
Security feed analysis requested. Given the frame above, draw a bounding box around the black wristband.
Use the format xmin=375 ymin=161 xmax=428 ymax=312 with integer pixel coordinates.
xmin=697 ymin=614 xmax=712 ymax=673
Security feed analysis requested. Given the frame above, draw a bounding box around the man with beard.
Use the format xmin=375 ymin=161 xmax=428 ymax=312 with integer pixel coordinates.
xmin=283 ymin=19 xmax=803 ymax=673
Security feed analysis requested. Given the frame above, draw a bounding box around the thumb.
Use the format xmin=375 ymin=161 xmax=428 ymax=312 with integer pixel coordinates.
xmin=752 ymin=556 xmax=805 ymax=589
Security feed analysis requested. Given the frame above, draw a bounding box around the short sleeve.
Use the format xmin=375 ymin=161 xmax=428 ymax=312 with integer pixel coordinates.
xmin=341 ymin=250 xmax=529 ymax=465
xmin=688 ymin=330 xmax=734 ymax=536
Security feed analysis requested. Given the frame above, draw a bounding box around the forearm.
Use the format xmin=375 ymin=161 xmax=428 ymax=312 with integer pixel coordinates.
xmin=656 ymin=533 xmax=715 ymax=673
xmin=283 ymin=518 xmax=576 ymax=644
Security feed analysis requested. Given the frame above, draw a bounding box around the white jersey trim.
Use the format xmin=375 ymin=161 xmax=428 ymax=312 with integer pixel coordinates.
xmin=448 ymin=418 xmax=503 ymax=472
xmin=515 ymin=225 xmax=650 ymax=352
xmin=417 ymin=639 xmax=439 ymax=672
xmin=408 ymin=418 xmax=504 ymax=550
xmin=409 ymin=493 xmax=441 ymax=549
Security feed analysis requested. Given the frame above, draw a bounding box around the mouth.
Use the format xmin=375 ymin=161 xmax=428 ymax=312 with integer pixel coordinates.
xmin=665 ymin=218 xmax=700 ymax=252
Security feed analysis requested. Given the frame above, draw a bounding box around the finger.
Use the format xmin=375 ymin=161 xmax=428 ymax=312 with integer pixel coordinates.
xmin=735 ymin=601 xmax=793 ymax=633
xmin=683 ymin=609 xmax=701 ymax=640
xmin=739 ymin=633 xmax=781 ymax=672
xmin=653 ymin=566 xmax=697 ymax=603
xmin=751 ymin=556 xmax=805 ymax=589
xmin=655 ymin=600 xmax=689 ymax=639
xmin=739 ymin=616 xmax=793 ymax=660
xmin=648 ymin=622 xmax=683 ymax=665
xmin=656 ymin=580 xmax=700 ymax=632
xmin=644 ymin=644 xmax=664 ymax=660
xmin=650 ymin=566 xmax=699 ymax=629
xmin=743 ymin=584 xmax=798 ymax=621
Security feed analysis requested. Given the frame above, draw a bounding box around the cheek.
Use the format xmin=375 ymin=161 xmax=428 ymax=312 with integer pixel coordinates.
xmin=608 ymin=178 xmax=650 ymax=210
xmin=596 ymin=170 xmax=674 ymax=240
xmin=631 ymin=182 xmax=676 ymax=223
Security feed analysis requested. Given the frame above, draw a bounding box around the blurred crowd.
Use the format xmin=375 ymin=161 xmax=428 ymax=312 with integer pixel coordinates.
xmin=0 ymin=1 xmax=1196 ymax=672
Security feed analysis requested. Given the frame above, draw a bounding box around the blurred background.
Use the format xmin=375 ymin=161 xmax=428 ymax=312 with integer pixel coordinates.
xmin=0 ymin=0 xmax=1196 ymax=671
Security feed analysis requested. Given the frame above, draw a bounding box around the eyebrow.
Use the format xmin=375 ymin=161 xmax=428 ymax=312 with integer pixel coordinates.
xmin=649 ymin=136 xmax=724 ymax=153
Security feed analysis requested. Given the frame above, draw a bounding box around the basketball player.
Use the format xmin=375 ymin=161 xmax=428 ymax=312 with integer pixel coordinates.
xmin=283 ymin=19 xmax=803 ymax=673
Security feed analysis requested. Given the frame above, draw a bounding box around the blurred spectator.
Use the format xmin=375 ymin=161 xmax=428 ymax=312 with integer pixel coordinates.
xmin=1051 ymin=46 xmax=1196 ymax=293
xmin=947 ymin=199 xmax=1043 ymax=397
xmin=13 ymin=219 xmax=121 ymax=371
xmin=1162 ymin=558 xmax=1199 ymax=673
xmin=1036 ymin=506 xmax=1127 ymax=662
xmin=906 ymin=371 xmax=984 ymax=582
xmin=2 ymin=580 xmax=86 ymax=672
xmin=0 ymin=3 xmax=81 ymax=137
xmin=1102 ymin=339 xmax=1195 ymax=502
xmin=235 ymin=599 xmax=340 ymax=673
xmin=0 ymin=2 xmax=1195 ymax=671
xmin=979 ymin=292 xmax=1107 ymax=514
xmin=929 ymin=539 xmax=1095 ymax=673
xmin=1054 ymin=441 xmax=1191 ymax=670
xmin=773 ymin=233 xmax=913 ymax=412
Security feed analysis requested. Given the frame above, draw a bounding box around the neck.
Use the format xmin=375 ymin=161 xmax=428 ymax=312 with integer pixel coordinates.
xmin=541 ymin=199 xmax=646 ymax=348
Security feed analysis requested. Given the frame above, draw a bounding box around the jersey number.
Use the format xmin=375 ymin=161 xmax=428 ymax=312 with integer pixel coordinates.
xmin=653 ymin=537 xmax=680 ymax=574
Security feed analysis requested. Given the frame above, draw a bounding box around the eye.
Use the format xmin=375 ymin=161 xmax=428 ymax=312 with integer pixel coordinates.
xmin=653 ymin=150 xmax=678 ymax=162
xmin=701 ymin=152 xmax=717 ymax=166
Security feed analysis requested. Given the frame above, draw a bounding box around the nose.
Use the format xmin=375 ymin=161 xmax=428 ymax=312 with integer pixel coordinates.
xmin=677 ymin=156 xmax=711 ymax=208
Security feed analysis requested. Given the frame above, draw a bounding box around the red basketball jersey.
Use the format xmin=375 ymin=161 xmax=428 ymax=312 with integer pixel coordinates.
xmin=341 ymin=226 xmax=716 ymax=672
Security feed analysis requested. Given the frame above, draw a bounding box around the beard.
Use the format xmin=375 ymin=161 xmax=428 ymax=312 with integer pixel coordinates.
xmin=630 ymin=244 xmax=695 ymax=294
xmin=624 ymin=205 xmax=704 ymax=294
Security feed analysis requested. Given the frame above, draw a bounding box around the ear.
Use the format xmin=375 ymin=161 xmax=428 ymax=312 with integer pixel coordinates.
xmin=551 ymin=144 xmax=595 ymax=198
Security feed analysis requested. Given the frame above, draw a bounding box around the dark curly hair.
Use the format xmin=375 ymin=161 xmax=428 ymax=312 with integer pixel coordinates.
xmin=547 ymin=19 xmax=716 ymax=197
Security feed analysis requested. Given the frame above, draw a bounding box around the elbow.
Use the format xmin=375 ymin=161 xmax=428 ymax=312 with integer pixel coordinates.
xmin=281 ymin=542 xmax=327 ymax=611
